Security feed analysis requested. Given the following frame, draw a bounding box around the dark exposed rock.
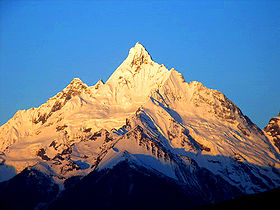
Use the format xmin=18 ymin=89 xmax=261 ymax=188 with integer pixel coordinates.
xmin=37 ymin=148 xmax=50 ymax=161
xmin=89 ymin=130 xmax=103 ymax=140
xmin=51 ymin=101 xmax=62 ymax=113
xmin=264 ymin=114 xmax=280 ymax=152
xmin=61 ymin=147 xmax=72 ymax=156
xmin=49 ymin=140 xmax=57 ymax=149
xmin=274 ymin=139 xmax=280 ymax=152
xmin=52 ymin=154 xmax=64 ymax=161
xmin=196 ymin=141 xmax=211 ymax=152
xmin=51 ymin=146 xmax=72 ymax=162
xmin=237 ymin=123 xmax=250 ymax=136
xmin=32 ymin=113 xmax=47 ymax=124
xmin=104 ymin=133 xmax=113 ymax=142
xmin=182 ymin=129 xmax=211 ymax=152
xmin=56 ymin=125 xmax=67 ymax=132
xmin=60 ymin=161 xmax=81 ymax=174
xmin=83 ymin=127 xmax=92 ymax=132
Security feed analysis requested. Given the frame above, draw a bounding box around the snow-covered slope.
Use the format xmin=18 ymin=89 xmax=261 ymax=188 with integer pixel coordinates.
xmin=0 ymin=43 xmax=280 ymax=199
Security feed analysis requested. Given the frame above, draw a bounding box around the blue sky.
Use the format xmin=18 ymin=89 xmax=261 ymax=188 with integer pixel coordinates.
xmin=0 ymin=1 xmax=279 ymax=128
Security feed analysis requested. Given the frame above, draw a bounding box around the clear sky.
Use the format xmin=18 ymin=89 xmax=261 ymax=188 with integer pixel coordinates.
xmin=0 ymin=1 xmax=279 ymax=128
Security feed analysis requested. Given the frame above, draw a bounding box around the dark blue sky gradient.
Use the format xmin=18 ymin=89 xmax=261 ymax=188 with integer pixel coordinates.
xmin=0 ymin=1 xmax=279 ymax=128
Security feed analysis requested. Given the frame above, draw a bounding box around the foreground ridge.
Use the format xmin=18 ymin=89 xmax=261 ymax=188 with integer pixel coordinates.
xmin=0 ymin=43 xmax=280 ymax=209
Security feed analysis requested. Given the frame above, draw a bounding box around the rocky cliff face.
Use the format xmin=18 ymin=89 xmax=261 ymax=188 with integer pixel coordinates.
xmin=264 ymin=113 xmax=280 ymax=152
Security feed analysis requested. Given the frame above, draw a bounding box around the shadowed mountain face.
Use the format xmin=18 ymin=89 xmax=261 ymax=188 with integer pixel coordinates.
xmin=0 ymin=43 xmax=280 ymax=209
xmin=49 ymin=160 xmax=199 ymax=210
xmin=49 ymin=160 xmax=242 ymax=210
xmin=0 ymin=167 xmax=59 ymax=210
xmin=0 ymin=158 xmax=278 ymax=210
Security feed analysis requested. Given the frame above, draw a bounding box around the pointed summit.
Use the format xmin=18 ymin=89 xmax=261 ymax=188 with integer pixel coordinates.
xmin=133 ymin=42 xmax=148 ymax=52
xmin=106 ymin=42 xmax=169 ymax=86
xmin=126 ymin=42 xmax=152 ymax=66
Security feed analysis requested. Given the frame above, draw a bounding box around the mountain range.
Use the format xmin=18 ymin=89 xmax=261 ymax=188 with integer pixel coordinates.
xmin=0 ymin=43 xmax=279 ymax=209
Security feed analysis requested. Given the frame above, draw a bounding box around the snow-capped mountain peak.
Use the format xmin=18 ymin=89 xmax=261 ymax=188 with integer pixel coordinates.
xmin=1 ymin=43 xmax=280 ymax=207
xmin=125 ymin=42 xmax=153 ymax=66
xmin=103 ymin=42 xmax=173 ymax=108
xmin=107 ymin=42 xmax=166 ymax=81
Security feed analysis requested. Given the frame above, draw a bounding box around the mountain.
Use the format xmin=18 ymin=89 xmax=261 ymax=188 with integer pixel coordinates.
xmin=264 ymin=113 xmax=280 ymax=153
xmin=0 ymin=42 xmax=280 ymax=209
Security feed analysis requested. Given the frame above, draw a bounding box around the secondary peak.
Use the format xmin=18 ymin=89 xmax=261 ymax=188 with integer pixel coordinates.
xmin=93 ymin=79 xmax=104 ymax=89
xmin=65 ymin=78 xmax=88 ymax=91
xmin=70 ymin=78 xmax=83 ymax=84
